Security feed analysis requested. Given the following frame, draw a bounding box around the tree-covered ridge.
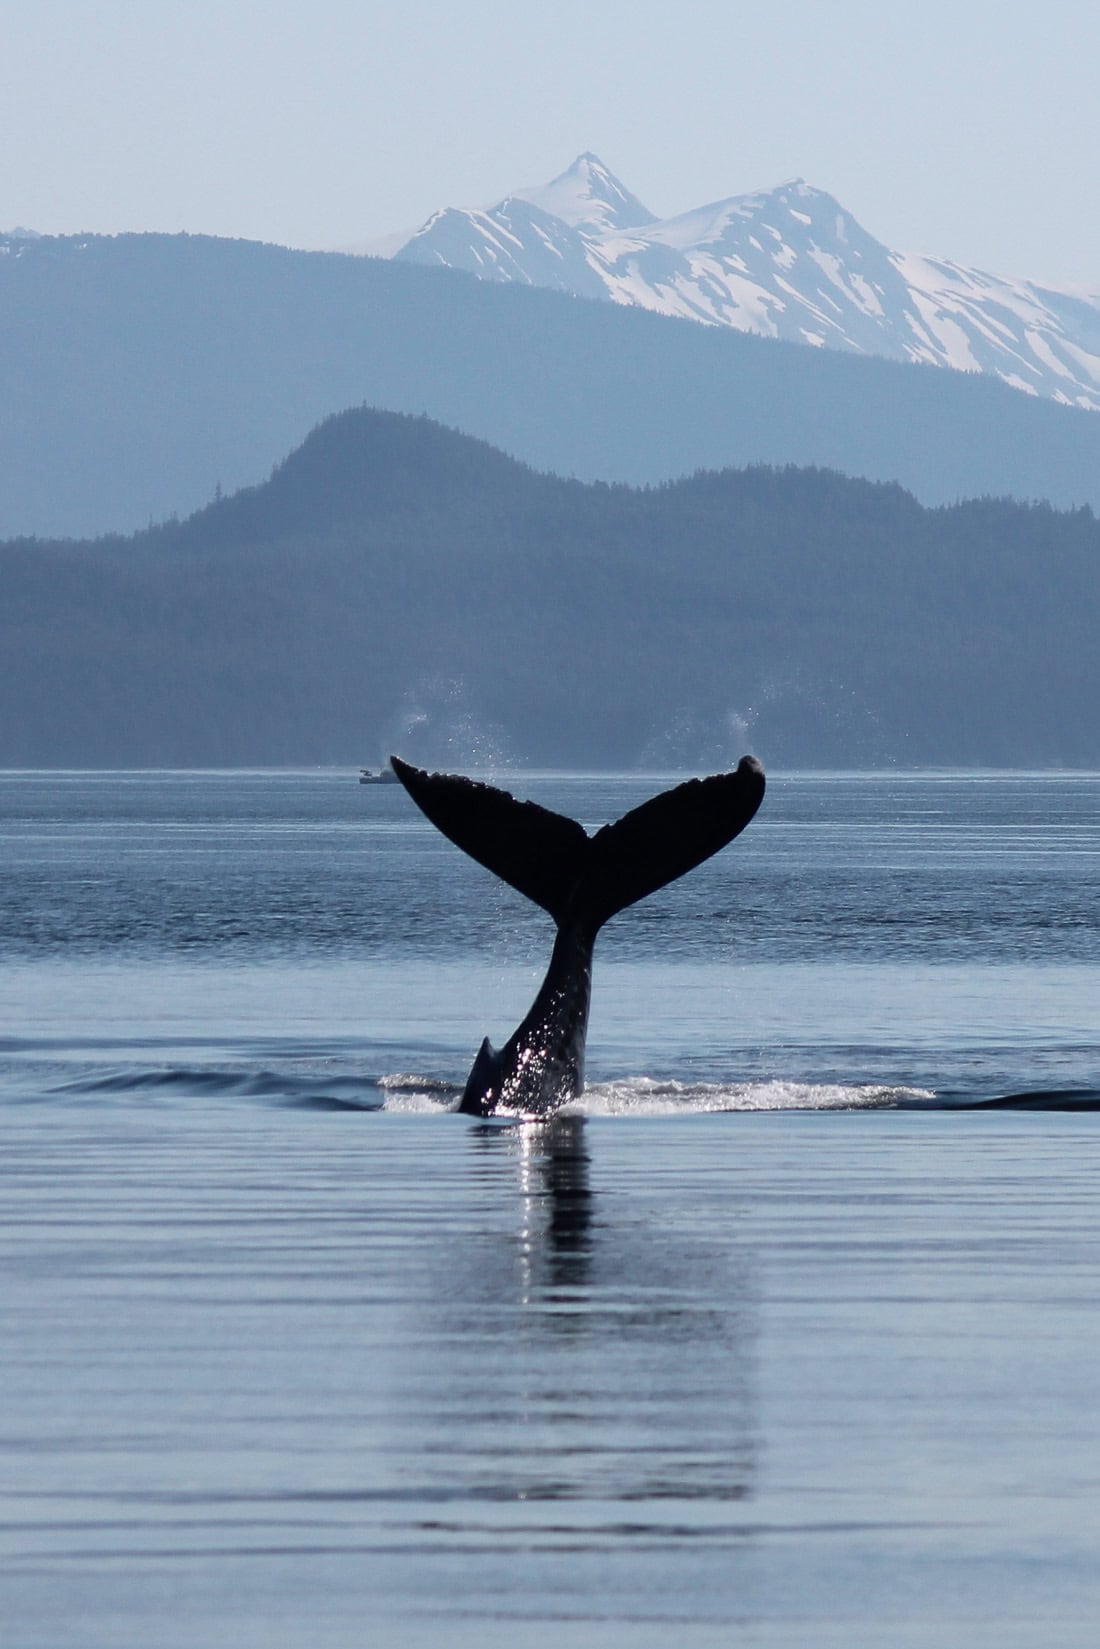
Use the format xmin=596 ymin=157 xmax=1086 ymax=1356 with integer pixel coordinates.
xmin=2 ymin=408 xmax=1097 ymax=768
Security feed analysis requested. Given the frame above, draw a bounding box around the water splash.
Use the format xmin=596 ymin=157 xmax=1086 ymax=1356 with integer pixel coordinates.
xmin=378 ymin=1073 xmax=461 ymax=1113
xmin=572 ymin=1077 xmax=930 ymax=1115
xmin=377 ymin=1073 xmax=934 ymax=1116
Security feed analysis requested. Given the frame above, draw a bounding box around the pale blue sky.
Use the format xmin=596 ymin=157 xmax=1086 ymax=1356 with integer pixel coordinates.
xmin=3 ymin=0 xmax=1098 ymax=286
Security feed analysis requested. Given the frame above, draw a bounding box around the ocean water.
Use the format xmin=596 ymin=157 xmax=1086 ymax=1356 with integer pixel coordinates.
xmin=2 ymin=769 xmax=1099 ymax=1646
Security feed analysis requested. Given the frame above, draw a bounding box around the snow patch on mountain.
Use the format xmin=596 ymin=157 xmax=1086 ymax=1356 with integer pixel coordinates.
xmin=378 ymin=157 xmax=1100 ymax=412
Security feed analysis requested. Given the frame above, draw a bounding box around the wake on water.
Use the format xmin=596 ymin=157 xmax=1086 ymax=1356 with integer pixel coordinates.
xmin=26 ymin=1063 xmax=928 ymax=1114
xmin=10 ymin=1056 xmax=1097 ymax=1116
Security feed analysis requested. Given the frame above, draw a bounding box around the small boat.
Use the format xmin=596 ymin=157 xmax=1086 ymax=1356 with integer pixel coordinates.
xmin=359 ymin=763 xmax=399 ymax=785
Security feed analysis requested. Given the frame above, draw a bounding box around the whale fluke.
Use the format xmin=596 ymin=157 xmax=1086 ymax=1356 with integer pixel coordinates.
xmin=389 ymin=755 xmax=765 ymax=1116
xmin=579 ymin=762 xmax=766 ymax=932
xmin=388 ymin=756 xmax=588 ymax=922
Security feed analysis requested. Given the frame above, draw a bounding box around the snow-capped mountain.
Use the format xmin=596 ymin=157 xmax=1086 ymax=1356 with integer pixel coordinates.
xmin=385 ymin=154 xmax=1100 ymax=412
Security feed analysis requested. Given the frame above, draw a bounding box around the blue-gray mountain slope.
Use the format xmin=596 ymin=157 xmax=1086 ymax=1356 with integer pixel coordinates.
xmin=4 ymin=232 xmax=1100 ymax=538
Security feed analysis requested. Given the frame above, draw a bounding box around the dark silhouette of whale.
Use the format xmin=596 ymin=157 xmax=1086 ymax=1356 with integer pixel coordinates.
xmin=390 ymin=755 xmax=766 ymax=1118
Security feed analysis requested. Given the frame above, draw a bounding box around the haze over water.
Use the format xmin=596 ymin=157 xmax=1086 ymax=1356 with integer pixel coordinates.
xmin=2 ymin=769 xmax=1099 ymax=1645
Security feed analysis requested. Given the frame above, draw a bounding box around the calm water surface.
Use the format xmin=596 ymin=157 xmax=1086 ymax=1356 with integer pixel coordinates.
xmin=1 ymin=770 xmax=1099 ymax=1645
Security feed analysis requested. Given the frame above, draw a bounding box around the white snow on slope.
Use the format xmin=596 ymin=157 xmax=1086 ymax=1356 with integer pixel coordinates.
xmin=370 ymin=156 xmax=1100 ymax=413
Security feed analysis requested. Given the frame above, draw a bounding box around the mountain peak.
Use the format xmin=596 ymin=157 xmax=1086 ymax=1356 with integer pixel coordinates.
xmin=514 ymin=153 xmax=657 ymax=233
xmin=752 ymin=177 xmax=845 ymax=213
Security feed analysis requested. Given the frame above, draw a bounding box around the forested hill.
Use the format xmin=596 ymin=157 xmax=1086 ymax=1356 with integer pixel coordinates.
xmin=6 ymin=230 xmax=1100 ymax=539
xmin=3 ymin=407 xmax=1099 ymax=768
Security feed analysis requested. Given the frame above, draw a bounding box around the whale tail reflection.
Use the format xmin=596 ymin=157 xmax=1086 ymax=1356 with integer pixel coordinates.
xmin=390 ymin=755 xmax=766 ymax=1118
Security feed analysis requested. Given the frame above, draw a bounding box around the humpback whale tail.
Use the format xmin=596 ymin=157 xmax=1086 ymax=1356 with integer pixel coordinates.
xmin=389 ymin=754 xmax=766 ymax=936
xmin=388 ymin=755 xmax=765 ymax=1116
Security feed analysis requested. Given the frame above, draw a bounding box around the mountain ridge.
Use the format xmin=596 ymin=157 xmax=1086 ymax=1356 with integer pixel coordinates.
xmin=388 ymin=154 xmax=1100 ymax=412
xmin=3 ymin=406 xmax=1098 ymax=770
